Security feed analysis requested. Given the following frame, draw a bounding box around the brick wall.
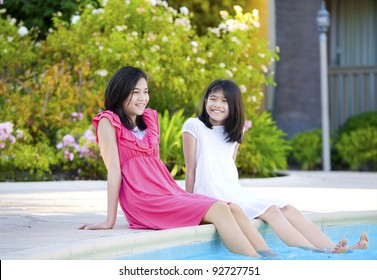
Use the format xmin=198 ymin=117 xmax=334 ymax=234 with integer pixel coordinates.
xmin=273 ymin=0 xmax=323 ymax=138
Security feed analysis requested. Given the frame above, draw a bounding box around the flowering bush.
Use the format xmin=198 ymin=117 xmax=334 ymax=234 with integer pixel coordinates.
xmin=54 ymin=114 xmax=106 ymax=179
xmin=0 ymin=0 xmax=289 ymax=180
xmin=0 ymin=122 xmax=58 ymax=181
xmin=0 ymin=9 xmax=36 ymax=77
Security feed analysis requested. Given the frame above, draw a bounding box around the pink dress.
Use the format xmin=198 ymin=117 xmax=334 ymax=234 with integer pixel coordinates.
xmin=92 ymin=109 xmax=218 ymax=230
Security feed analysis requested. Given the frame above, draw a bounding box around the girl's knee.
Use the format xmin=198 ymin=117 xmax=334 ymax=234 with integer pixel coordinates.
xmin=209 ymin=201 xmax=231 ymax=215
xmin=229 ymin=203 xmax=243 ymax=214
xmin=259 ymin=205 xmax=282 ymax=221
xmin=266 ymin=205 xmax=281 ymax=215
xmin=281 ymin=204 xmax=297 ymax=214
xmin=203 ymin=201 xmax=232 ymax=224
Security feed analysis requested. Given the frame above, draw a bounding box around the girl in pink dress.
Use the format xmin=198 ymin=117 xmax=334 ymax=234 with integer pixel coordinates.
xmin=79 ymin=66 xmax=278 ymax=258
xmin=182 ymin=79 xmax=368 ymax=254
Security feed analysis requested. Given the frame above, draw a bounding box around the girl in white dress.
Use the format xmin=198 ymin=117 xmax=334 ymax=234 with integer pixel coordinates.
xmin=182 ymin=79 xmax=368 ymax=253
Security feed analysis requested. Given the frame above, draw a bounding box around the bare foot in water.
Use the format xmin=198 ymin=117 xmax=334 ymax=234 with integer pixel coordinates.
xmin=348 ymin=232 xmax=368 ymax=250
xmin=333 ymin=238 xmax=348 ymax=254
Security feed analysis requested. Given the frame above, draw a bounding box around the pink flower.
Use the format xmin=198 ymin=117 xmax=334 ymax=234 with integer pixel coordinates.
xmin=64 ymin=149 xmax=74 ymax=161
xmin=62 ymin=134 xmax=76 ymax=147
xmin=244 ymin=120 xmax=252 ymax=132
xmin=71 ymin=112 xmax=83 ymax=122
xmin=16 ymin=129 xmax=24 ymax=139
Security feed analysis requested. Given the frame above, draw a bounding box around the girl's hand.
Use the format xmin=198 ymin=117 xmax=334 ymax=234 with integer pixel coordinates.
xmin=78 ymin=220 xmax=114 ymax=230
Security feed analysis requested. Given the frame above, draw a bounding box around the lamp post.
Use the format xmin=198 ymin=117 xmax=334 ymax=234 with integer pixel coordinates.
xmin=317 ymin=1 xmax=331 ymax=171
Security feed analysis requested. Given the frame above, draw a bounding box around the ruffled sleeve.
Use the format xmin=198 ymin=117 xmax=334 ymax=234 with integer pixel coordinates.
xmin=142 ymin=108 xmax=159 ymax=140
xmin=92 ymin=110 xmax=123 ymax=143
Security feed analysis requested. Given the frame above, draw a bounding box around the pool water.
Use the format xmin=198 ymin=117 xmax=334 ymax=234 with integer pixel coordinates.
xmin=116 ymin=223 xmax=377 ymax=260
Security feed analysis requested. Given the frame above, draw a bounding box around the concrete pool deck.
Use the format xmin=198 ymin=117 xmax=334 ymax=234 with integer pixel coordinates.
xmin=1 ymin=170 xmax=376 ymax=260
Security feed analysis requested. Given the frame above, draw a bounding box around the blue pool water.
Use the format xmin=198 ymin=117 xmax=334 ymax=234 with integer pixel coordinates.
xmin=115 ymin=223 xmax=377 ymax=260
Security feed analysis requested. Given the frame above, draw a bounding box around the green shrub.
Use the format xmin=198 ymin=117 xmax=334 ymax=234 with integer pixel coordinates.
xmin=158 ymin=109 xmax=186 ymax=177
xmin=0 ymin=12 xmax=37 ymax=78
xmin=336 ymin=127 xmax=377 ymax=171
xmin=340 ymin=111 xmax=377 ymax=134
xmin=289 ymin=129 xmax=322 ymax=170
xmin=0 ymin=122 xmax=58 ymax=181
xmin=237 ymin=111 xmax=291 ymax=177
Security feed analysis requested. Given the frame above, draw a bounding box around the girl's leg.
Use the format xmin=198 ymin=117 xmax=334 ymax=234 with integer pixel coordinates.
xmin=280 ymin=205 xmax=367 ymax=252
xmin=228 ymin=203 xmax=272 ymax=253
xmin=202 ymin=202 xmax=260 ymax=258
xmin=258 ymin=205 xmax=319 ymax=249
xmin=279 ymin=205 xmax=337 ymax=249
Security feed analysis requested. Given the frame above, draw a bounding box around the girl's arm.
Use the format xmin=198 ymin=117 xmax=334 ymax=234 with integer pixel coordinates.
xmin=79 ymin=118 xmax=121 ymax=230
xmin=232 ymin=144 xmax=240 ymax=162
xmin=182 ymin=132 xmax=197 ymax=193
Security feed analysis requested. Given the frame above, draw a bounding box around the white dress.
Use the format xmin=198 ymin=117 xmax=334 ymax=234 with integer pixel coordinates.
xmin=182 ymin=118 xmax=287 ymax=219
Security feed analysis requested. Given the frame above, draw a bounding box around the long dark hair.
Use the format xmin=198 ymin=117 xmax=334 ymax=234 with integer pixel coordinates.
xmin=104 ymin=66 xmax=149 ymax=130
xmin=197 ymin=79 xmax=245 ymax=143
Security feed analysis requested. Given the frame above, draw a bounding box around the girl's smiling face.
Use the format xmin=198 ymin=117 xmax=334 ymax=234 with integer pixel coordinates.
xmin=122 ymin=78 xmax=149 ymax=124
xmin=205 ymin=89 xmax=229 ymax=126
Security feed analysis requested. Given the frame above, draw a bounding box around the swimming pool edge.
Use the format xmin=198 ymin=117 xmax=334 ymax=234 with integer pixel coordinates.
xmin=2 ymin=211 xmax=376 ymax=260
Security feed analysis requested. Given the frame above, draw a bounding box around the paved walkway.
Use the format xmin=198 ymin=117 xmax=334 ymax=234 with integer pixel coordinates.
xmin=1 ymin=171 xmax=376 ymax=259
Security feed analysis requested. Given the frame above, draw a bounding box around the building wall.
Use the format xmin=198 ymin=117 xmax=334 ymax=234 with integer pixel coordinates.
xmin=273 ymin=0 xmax=323 ymax=138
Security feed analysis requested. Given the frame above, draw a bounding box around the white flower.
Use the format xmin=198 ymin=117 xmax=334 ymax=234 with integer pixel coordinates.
xmin=179 ymin=6 xmax=189 ymax=16
xmin=225 ymin=70 xmax=233 ymax=78
xmin=174 ymin=18 xmax=191 ymax=30
xmin=219 ymin=63 xmax=226 ymax=68
xmin=190 ymin=41 xmax=198 ymax=48
xmin=196 ymin=57 xmax=205 ymax=64
xmin=234 ymin=5 xmax=243 ymax=13
xmin=7 ymin=36 xmax=13 ymax=42
xmin=92 ymin=8 xmax=104 ymax=14
xmin=220 ymin=10 xmax=229 ymax=20
xmin=17 ymin=26 xmax=28 ymax=36
xmin=136 ymin=7 xmax=146 ymax=13
xmin=261 ymin=65 xmax=268 ymax=73
xmin=208 ymin=27 xmax=220 ymax=37
xmin=95 ymin=69 xmax=108 ymax=77
xmin=207 ymin=51 xmax=213 ymax=58
xmin=162 ymin=36 xmax=168 ymax=42
xmin=239 ymin=85 xmax=247 ymax=93
xmin=71 ymin=15 xmax=80 ymax=25
xmin=150 ymin=45 xmax=160 ymax=52
xmin=150 ymin=0 xmax=157 ymax=6
xmin=258 ymin=53 xmax=266 ymax=58
xmin=131 ymin=31 xmax=138 ymax=37
xmin=115 ymin=25 xmax=127 ymax=32
xmin=218 ymin=23 xmax=227 ymax=30
xmin=9 ymin=18 xmax=16 ymax=25
xmin=225 ymin=19 xmax=235 ymax=32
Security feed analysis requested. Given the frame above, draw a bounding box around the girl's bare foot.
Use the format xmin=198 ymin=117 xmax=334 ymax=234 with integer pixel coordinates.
xmin=333 ymin=238 xmax=347 ymax=254
xmin=348 ymin=232 xmax=368 ymax=250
